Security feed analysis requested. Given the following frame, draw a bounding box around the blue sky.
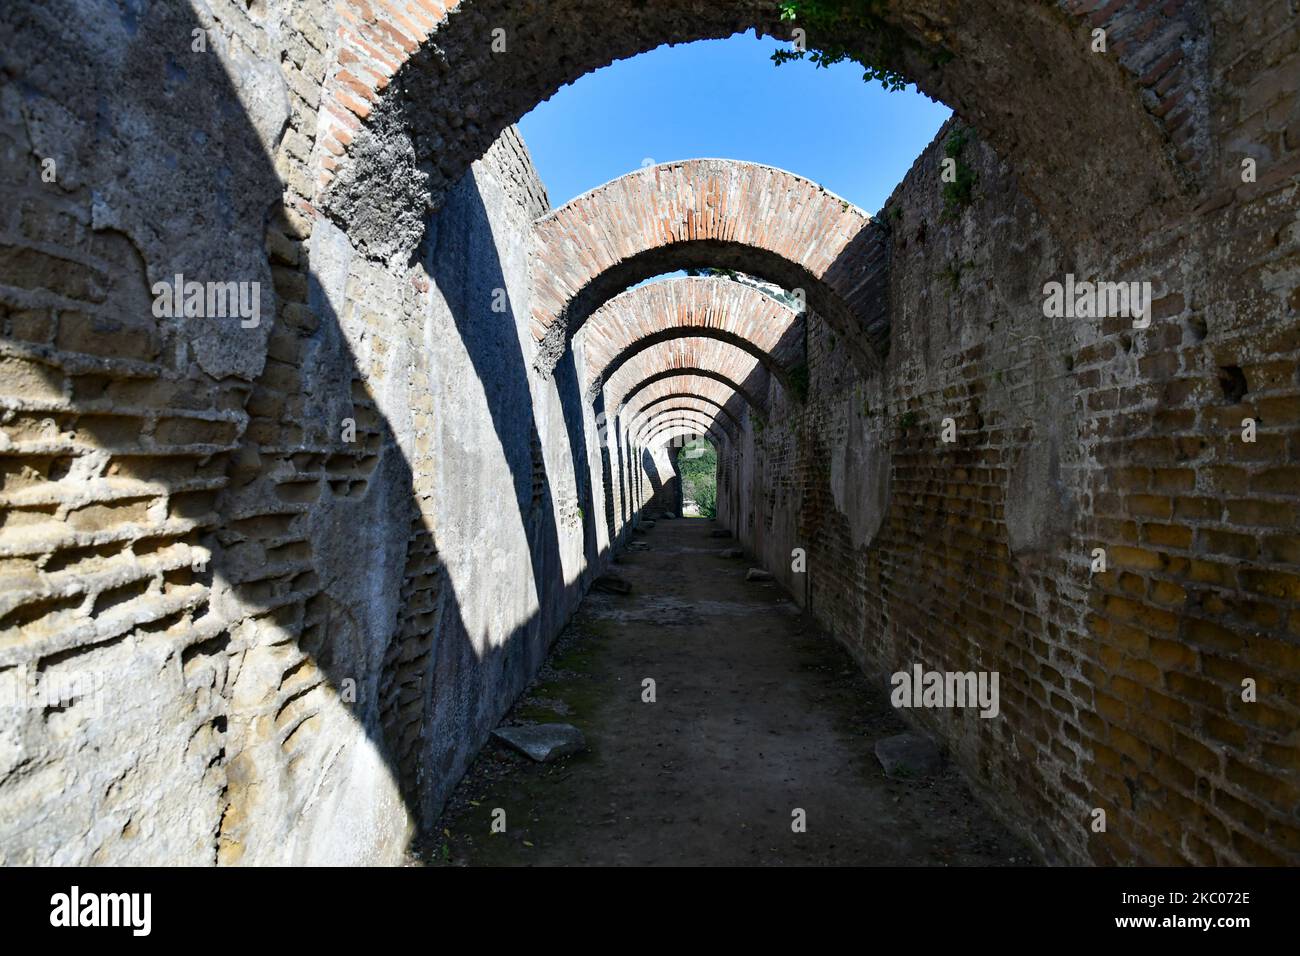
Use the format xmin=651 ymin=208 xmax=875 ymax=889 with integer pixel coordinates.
xmin=518 ymin=30 xmax=951 ymax=215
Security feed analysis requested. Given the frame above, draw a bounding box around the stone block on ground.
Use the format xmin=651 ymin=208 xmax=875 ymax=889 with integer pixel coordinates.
xmin=492 ymin=723 xmax=587 ymax=763
xmin=745 ymin=568 xmax=773 ymax=582
xmin=875 ymin=732 xmax=942 ymax=779
xmin=720 ymin=548 xmax=743 ymax=558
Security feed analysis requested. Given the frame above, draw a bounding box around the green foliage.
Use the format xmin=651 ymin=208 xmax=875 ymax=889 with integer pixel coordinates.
xmin=944 ymin=125 xmax=971 ymax=156
xmin=897 ymin=409 xmax=918 ymax=431
xmin=938 ymin=258 xmax=972 ymax=293
xmin=770 ymin=0 xmax=911 ymax=92
xmin=686 ymin=266 xmax=740 ymax=280
xmin=941 ymin=126 xmax=978 ymax=217
xmin=678 ymin=440 xmax=718 ymax=519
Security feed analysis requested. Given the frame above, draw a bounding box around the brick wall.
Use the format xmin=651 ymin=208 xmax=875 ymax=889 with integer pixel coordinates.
xmin=0 ymin=0 xmax=608 ymax=865
xmin=721 ymin=36 xmax=1300 ymax=863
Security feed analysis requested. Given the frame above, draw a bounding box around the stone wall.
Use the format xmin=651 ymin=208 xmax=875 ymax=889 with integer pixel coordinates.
xmin=0 ymin=0 xmax=613 ymax=865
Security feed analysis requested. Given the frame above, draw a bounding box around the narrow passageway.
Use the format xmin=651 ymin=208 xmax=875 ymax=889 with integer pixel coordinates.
xmin=421 ymin=518 xmax=1033 ymax=866
xmin=7 ymin=0 xmax=1295 ymax=873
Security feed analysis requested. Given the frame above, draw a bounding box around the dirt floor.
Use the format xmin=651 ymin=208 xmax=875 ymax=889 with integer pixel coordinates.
xmin=414 ymin=517 xmax=1037 ymax=866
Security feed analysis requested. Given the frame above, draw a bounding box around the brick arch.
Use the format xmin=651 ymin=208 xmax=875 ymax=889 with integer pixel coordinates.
xmin=616 ymin=369 xmax=766 ymax=422
xmin=537 ymin=162 xmax=880 ymax=375
xmin=622 ymin=375 xmax=749 ymax=424
xmin=624 ymin=391 xmax=743 ymax=432
xmin=629 ymin=403 xmax=743 ymax=447
xmin=644 ymin=421 xmax=726 ymax=451
xmin=322 ymin=0 xmax=1197 ymax=261
xmin=581 ymin=277 xmax=804 ymax=398
xmin=601 ymin=337 xmax=770 ymax=419
xmin=639 ymin=409 xmax=725 ymax=441
xmin=631 ymin=405 xmax=734 ymax=446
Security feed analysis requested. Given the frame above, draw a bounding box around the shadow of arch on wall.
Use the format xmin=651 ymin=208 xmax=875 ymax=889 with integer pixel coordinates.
xmin=0 ymin=0 xmax=624 ymax=864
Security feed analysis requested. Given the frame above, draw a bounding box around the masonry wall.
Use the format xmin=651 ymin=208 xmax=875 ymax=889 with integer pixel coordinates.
xmin=0 ymin=0 xmax=618 ymax=865
xmin=720 ymin=12 xmax=1300 ymax=864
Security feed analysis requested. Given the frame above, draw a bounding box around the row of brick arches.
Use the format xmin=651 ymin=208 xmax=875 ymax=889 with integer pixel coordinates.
xmin=317 ymin=0 xmax=1201 ymax=565
xmin=1 ymin=0 xmax=1295 ymax=870
xmin=254 ymin=0 xmax=1300 ymax=867
xmin=318 ymin=0 xmax=1206 ymax=516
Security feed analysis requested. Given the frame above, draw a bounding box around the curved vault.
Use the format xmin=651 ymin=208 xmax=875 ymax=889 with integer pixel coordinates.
xmin=634 ymin=409 xmax=732 ymax=447
xmin=629 ymin=399 xmax=736 ymax=437
xmin=532 ymin=162 xmax=882 ymax=375
xmin=646 ymin=421 xmax=726 ymax=451
xmin=579 ymin=276 xmax=804 ymax=400
xmin=617 ymin=369 xmax=766 ymax=423
xmin=601 ymin=337 xmax=771 ymax=419
xmin=624 ymin=392 xmax=743 ymax=432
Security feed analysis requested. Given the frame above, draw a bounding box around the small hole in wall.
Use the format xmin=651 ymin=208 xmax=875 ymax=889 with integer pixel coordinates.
xmin=1217 ymin=365 xmax=1248 ymax=403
